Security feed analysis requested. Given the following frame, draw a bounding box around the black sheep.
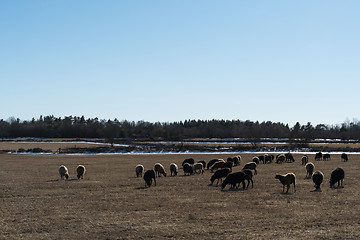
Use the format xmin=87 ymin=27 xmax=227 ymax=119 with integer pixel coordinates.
xmin=242 ymin=162 xmax=257 ymax=175
xmin=312 ymin=170 xmax=324 ymax=191
xmin=323 ymin=153 xmax=331 ymax=161
xmin=235 ymin=156 xmax=241 ymax=166
xmin=330 ymin=168 xmax=345 ymax=188
xmin=210 ymin=168 xmax=231 ymax=185
xmin=242 ymin=169 xmax=253 ymax=189
xmin=222 ymin=161 xmax=233 ymax=170
xmin=221 ymin=171 xmax=246 ymax=190
xmin=183 ymin=163 xmax=194 ymax=176
xmin=182 ymin=158 xmax=195 ymax=166
xmin=315 ymin=152 xmax=322 ymax=161
xmin=207 ymin=159 xmax=220 ymax=169
xmin=341 ymin=153 xmax=348 ymax=162
xmin=143 ymin=170 xmax=156 ymax=187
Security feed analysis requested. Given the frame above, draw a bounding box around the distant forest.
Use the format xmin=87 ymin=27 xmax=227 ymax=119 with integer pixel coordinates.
xmin=1 ymin=115 xmax=360 ymax=142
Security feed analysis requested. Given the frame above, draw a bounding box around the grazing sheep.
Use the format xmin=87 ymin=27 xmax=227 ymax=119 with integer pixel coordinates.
xmin=252 ymin=156 xmax=260 ymax=164
xmin=170 ymin=163 xmax=178 ymax=176
xmin=233 ymin=155 xmax=241 ymax=166
xmin=143 ymin=170 xmax=156 ymax=187
xmin=135 ymin=164 xmax=144 ymax=178
xmin=242 ymin=169 xmax=253 ymax=189
xmin=222 ymin=161 xmax=233 ymax=170
xmin=305 ymin=162 xmax=315 ymax=178
xmin=275 ymin=173 xmax=296 ymax=193
xmin=211 ymin=161 xmax=225 ymax=172
xmin=221 ymin=171 xmax=246 ymax=190
xmin=301 ymin=155 xmax=308 ymax=165
xmin=193 ymin=163 xmax=204 ymax=174
xmin=154 ymin=163 xmax=167 ymax=177
xmin=341 ymin=153 xmax=348 ymax=162
xmin=312 ymin=170 xmax=324 ymax=191
xmin=330 ymin=168 xmax=345 ymax=188
xmin=285 ymin=153 xmax=295 ymax=163
xmin=315 ymin=152 xmax=322 ymax=161
xmin=198 ymin=160 xmax=206 ymax=169
xmin=59 ymin=165 xmax=69 ymax=180
xmin=183 ymin=163 xmax=194 ymax=176
xmin=323 ymin=153 xmax=331 ymax=161
xmin=242 ymin=162 xmax=257 ymax=175
xmin=227 ymin=157 xmax=234 ymax=164
xmin=76 ymin=165 xmax=86 ymax=179
xmin=207 ymin=159 xmax=221 ymax=169
xmin=257 ymin=155 xmax=265 ymax=164
xmin=276 ymin=154 xmax=285 ymax=164
xmin=210 ymin=168 xmax=231 ymax=186
xmin=264 ymin=154 xmax=273 ymax=164
xmin=182 ymin=158 xmax=195 ymax=166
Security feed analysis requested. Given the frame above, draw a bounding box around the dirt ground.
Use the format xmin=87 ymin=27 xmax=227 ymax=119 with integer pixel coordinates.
xmin=1 ymin=150 xmax=359 ymax=239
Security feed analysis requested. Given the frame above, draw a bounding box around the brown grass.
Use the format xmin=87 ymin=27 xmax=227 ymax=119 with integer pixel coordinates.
xmin=1 ymin=149 xmax=360 ymax=239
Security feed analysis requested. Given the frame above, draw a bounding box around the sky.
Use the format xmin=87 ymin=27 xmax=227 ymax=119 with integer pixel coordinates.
xmin=1 ymin=1 xmax=360 ymax=127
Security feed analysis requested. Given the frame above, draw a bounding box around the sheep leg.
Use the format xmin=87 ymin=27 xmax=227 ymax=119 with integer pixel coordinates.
xmin=254 ymin=169 xmax=257 ymax=175
xmin=153 ymin=178 xmax=156 ymax=186
xmin=286 ymin=184 xmax=289 ymax=193
xmin=293 ymin=182 xmax=296 ymax=192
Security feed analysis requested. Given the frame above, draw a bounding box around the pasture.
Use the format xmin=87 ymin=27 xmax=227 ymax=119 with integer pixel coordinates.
xmin=1 ymin=151 xmax=359 ymax=239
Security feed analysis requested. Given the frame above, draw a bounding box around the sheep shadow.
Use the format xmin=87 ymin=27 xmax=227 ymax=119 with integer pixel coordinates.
xmin=310 ymin=189 xmax=322 ymax=192
xmin=221 ymin=188 xmax=246 ymax=192
xmin=208 ymin=183 xmax=222 ymax=187
xmin=279 ymin=192 xmax=294 ymax=195
xmin=46 ymin=179 xmax=59 ymax=182
xmin=134 ymin=186 xmax=147 ymax=190
xmin=46 ymin=178 xmax=80 ymax=182
xmin=67 ymin=179 xmax=80 ymax=182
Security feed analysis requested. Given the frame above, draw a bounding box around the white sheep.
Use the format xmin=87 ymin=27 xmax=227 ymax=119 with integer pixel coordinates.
xmin=59 ymin=165 xmax=69 ymax=180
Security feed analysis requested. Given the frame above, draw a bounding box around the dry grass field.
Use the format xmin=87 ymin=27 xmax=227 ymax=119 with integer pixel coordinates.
xmin=1 ymin=147 xmax=360 ymax=239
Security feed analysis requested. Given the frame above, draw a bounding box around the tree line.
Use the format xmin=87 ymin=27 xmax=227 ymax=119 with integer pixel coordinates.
xmin=0 ymin=115 xmax=359 ymax=141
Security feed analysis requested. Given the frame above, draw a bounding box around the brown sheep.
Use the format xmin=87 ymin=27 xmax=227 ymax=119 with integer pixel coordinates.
xmin=76 ymin=165 xmax=86 ymax=179
xmin=135 ymin=164 xmax=144 ymax=177
xmin=154 ymin=163 xmax=167 ymax=177
xmin=276 ymin=154 xmax=285 ymax=164
xmin=301 ymin=155 xmax=308 ymax=165
xmin=275 ymin=173 xmax=296 ymax=193
xmin=170 ymin=163 xmax=178 ymax=176
xmin=305 ymin=162 xmax=315 ymax=179
xmin=193 ymin=163 xmax=204 ymax=174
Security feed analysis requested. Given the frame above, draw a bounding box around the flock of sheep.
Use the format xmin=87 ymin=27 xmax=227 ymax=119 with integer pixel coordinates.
xmin=135 ymin=152 xmax=348 ymax=193
xmin=56 ymin=152 xmax=347 ymax=193
xmin=58 ymin=165 xmax=86 ymax=180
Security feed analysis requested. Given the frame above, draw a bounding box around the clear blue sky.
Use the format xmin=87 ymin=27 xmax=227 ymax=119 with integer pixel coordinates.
xmin=1 ymin=1 xmax=359 ymax=126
